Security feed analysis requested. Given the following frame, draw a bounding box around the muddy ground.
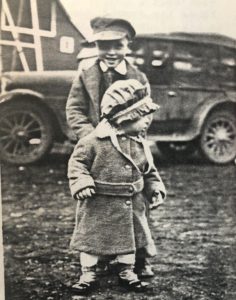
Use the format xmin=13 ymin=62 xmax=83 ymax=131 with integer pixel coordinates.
xmin=2 ymin=146 xmax=236 ymax=300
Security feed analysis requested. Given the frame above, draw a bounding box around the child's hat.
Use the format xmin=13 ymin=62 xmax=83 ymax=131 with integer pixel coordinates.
xmin=90 ymin=17 xmax=136 ymax=41
xmin=100 ymin=79 xmax=159 ymax=125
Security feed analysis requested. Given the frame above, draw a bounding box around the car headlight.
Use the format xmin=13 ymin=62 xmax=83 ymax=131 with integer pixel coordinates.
xmin=1 ymin=75 xmax=11 ymax=93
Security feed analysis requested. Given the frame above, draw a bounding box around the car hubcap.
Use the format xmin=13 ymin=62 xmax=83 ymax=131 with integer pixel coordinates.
xmin=0 ymin=112 xmax=43 ymax=160
xmin=203 ymin=118 xmax=236 ymax=162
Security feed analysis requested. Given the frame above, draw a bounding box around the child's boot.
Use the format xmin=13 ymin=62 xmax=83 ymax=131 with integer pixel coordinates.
xmin=71 ymin=266 xmax=99 ymax=295
xmin=118 ymin=263 xmax=150 ymax=292
xmin=135 ymin=257 xmax=154 ymax=278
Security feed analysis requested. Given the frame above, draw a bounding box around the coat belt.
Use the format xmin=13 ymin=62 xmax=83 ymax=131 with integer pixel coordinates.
xmin=94 ymin=178 xmax=144 ymax=197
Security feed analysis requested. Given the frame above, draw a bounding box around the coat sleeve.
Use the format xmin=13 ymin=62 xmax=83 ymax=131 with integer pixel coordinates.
xmin=66 ymin=72 xmax=95 ymax=139
xmin=144 ymin=164 xmax=166 ymax=202
xmin=67 ymin=135 xmax=96 ymax=199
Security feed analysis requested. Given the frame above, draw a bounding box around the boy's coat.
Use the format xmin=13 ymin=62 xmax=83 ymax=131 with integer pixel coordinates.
xmin=66 ymin=60 xmax=149 ymax=139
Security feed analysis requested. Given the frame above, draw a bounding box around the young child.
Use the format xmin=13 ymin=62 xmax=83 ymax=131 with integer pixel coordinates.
xmin=68 ymin=80 xmax=166 ymax=295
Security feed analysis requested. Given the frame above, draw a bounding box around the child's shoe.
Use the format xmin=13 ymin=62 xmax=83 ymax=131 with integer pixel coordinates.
xmin=135 ymin=258 xmax=154 ymax=278
xmin=138 ymin=264 xmax=154 ymax=278
xmin=118 ymin=264 xmax=150 ymax=292
xmin=71 ymin=266 xmax=99 ymax=295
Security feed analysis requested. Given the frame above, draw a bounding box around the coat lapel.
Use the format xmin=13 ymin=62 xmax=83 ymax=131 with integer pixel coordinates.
xmin=125 ymin=61 xmax=140 ymax=78
xmin=109 ymin=130 xmax=143 ymax=174
xmin=82 ymin=62 xmax=101 ymax=124
xmin=107 ymin=129 xmax=154 ymax=175
xmin=81 ymin=60 xmax=144 ymax=125
xmin=82 ymin=61 xmax=137 ymax=110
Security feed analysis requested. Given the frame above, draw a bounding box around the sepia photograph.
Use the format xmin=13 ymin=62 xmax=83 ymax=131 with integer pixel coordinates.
xmin=0 ymin=0 xmax=236 ymax=299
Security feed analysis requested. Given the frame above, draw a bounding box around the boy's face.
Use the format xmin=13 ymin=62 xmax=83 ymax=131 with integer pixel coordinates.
xmin=96 ymin=37 xmax=130 ymax=68
xmin=119 ymin=114 xmax=153 ymax=136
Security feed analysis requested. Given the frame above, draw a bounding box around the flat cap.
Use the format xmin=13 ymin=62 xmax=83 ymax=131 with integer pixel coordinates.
xmin=90 ymin=17 xmax=136 ymax=41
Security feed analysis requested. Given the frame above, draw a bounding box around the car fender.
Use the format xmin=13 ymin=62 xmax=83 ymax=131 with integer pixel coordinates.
xmin=190 ymin=95 xmax=236 ymax=137
xmin=0 ymin=88 xmax=44 ymax=105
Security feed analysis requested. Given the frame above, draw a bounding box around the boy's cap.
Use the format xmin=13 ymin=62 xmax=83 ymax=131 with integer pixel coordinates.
xmin=101 ymin=79 xmax=159 ymax=125
xmin=90 ymin=17 xmax=136 ymax=41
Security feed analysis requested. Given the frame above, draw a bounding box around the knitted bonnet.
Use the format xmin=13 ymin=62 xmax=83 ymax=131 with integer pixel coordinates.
xmin=100 ymin=79 xmax=159 ymax=126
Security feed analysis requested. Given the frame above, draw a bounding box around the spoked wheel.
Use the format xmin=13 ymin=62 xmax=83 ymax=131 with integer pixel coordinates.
xmin=200 ymin=110 xmax=236 ymax=164
xmin=157 ymin=141 xmax=197 ymax=161
xmin=0 ymin=101 xmax=54 ymax=164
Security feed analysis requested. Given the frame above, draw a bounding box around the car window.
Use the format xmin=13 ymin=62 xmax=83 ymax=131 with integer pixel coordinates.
xmin=172 ymin=41 xmax=218 ymax=87
xmin=128 ymin=40 xmax=147 ymax=73
xmin=129 ymin=39 xmax=172 ymax=85
xmin=146 ymin=40 xmax=172 ymax=85
xmin=219 ymin=46 xmax=236 ymax=88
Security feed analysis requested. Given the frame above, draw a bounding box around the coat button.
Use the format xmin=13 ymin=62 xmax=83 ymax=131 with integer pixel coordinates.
xmin=125 ymin=165 xmax=131 ymax=169
xmin=126 ymin=200 xmax=131 ymax=206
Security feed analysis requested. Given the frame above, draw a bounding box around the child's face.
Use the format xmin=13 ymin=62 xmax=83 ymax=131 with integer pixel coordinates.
xmin=96 ymin=37 xmax=130 ymax=68
xmin=119 ymin=114 xmax=153 ymax=136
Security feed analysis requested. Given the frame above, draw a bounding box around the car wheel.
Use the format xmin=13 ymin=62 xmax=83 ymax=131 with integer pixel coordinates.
xmin=200 ymin=110 xmax=236 ymax=164
xmin=0 ymin=101 xmax=54 ymax=164
xmin=157 ymin=141 xmax=197 ymax=160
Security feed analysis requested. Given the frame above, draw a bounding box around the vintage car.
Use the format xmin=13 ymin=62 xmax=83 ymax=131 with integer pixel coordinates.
xmin=0 ymin=33 xmax=236 ymax=164
xmin=0 ymin=71 xmax=77 ymax=164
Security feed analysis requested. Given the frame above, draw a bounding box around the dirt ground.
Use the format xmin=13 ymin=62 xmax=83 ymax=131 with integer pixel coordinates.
xmin=2 ymin=146 xmax=236 ymax=300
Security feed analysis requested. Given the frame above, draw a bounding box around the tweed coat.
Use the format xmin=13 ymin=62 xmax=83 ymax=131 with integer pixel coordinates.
xmin=66 ymin=59 xmax=150 ymax=140
xmin=68 ymin=130 xmax=166 ymax=256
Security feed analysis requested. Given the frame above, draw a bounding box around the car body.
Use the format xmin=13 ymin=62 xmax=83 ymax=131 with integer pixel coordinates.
xmin=0 ymin=33 xmax=236 ymax=164
xmin=128 ymin=33 xmax=236 ymax=163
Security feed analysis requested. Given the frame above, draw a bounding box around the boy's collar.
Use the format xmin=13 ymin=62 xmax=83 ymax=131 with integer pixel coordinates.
xmin=99 ymin=60 xmax=127 ymax=75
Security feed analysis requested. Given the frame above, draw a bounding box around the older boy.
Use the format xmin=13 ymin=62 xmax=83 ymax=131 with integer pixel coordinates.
xmin=66 ymin=17 xmax=150 ymax=139
xmin=66 ymin=16 xmax=153 ymax=277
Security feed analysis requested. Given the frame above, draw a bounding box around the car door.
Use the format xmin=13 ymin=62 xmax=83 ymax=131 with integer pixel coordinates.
xmin=143 ymin=38 xmax=176 ymax=134
xmin=218 ymin=45 xmax=236 ymax=89
xmin=130 ymin=38 xmax=184 ymax=134
xmin=170 ymin=40 xmax=221 ymax=122
xmin=130 ymin=37 xmax=221 ymax=135
xmin=144 ymin=38 xmax=194 ymax=135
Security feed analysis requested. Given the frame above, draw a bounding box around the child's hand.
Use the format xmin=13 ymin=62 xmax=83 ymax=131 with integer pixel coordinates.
xmin=149 ymin=192 xmax=164 ymax=210
xmin=75 ymin=187 xmax=95 ymax=200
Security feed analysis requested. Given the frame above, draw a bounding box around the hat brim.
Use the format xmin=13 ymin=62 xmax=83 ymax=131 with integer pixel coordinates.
xmin=91 ymin=30 xmax=127 ymax=41
xmin=111 ymin=97 xmax=159 ymax=125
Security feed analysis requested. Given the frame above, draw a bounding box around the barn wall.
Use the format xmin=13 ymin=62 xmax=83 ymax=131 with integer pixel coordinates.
xmin=0 ymin=0 xmax=84 ymax=72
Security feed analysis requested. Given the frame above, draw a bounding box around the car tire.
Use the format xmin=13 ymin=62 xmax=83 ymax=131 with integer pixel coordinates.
xmin=0 ymin=101 xmax=54 ymax=164
xmin=157 ymin=141 xmax=197 ymax=161
xmin=200 ymin=110 xmax=236 ymax=164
